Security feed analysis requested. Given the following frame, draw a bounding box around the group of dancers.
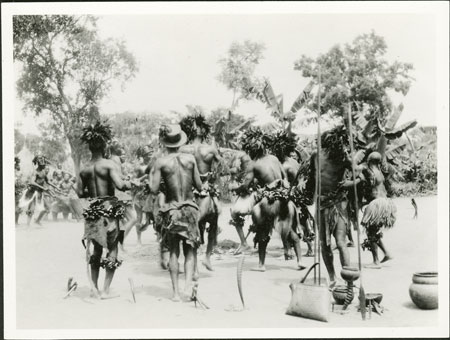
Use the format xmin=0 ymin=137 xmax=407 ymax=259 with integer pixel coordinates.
xmin=15 ymin=111 xmax=398 ymax=300
xmin=15 ymin=157 xmax=81 ymax=226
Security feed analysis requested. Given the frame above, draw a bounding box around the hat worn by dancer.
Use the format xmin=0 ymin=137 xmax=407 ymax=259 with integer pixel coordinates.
xmin=159 ymin=124 xmax=188 ymax=148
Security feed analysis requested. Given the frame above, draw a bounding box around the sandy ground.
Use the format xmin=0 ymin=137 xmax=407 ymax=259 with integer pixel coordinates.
xmin=15 ymin=196 xmax=438 ymax=329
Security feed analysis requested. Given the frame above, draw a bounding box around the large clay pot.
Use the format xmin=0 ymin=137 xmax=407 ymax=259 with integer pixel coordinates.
xmin=409 ymin=272 xmax=438 ymax=310
xmin=340 ymin=266 xmax=360 ymax=282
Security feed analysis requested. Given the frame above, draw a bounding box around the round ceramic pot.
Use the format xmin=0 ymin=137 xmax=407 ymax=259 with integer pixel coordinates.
xmin=340 ymin=266 xmax=360 ymax=282
xmin=332 ymin=285 xmax=351 ymax=305
xmin=409 ymin=272 xmax=438 ymax=310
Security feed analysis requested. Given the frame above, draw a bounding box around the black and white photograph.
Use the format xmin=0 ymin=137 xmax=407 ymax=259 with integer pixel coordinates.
xmin=2 ymin=2 xmax=449 ymax=339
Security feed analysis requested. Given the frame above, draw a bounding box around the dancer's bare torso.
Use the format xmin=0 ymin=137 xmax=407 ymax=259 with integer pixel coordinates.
xmin=150 ymin=152 xmax=202 ymax=204
xmin=180 ymin=142 xmax=220 ymax=176
xmin=79 ymin=162 xmax=96 ymax=197
xmin=308 ymin=151 xmax=349 ymax=196
xmin=236 ymin=154 xmax=286 ymax=191
xmin=363 ymin=165 xmax=387 ymax=201
xmin=79 ymin=157 xmax=129 ymax=198
xmin=32 ymin=169 xmax=49 ymax=191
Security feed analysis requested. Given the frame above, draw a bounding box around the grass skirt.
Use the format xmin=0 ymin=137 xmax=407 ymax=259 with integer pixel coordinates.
xmin=361 ymin=197 xmax=396 ymax=251
xmin=361 ymin=197 xmax=396 ymax=229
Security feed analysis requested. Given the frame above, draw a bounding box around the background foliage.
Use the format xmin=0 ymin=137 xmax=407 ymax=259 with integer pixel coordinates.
xmin=14 ymin=26 xmax=436 ymax=198
xmin=14 ymin=15 xmax=138 ymax=174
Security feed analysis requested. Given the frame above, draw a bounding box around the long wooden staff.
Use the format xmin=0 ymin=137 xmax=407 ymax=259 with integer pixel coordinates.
xmin=347 ymin=102 xmax=366 ymax=320
xmin=314 ymin=68 xmax=322 ymax=284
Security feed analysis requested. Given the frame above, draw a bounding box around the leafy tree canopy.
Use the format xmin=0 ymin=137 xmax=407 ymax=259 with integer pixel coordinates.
xmin=294 ymin=31 xmax=414 ymax=123
xmin=13 ymin=15 xmax=138 ymax=173
xmin=217 ymin=40 xmax=266 ymax=109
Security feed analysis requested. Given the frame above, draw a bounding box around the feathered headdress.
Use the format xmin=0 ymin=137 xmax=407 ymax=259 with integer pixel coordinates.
xmin=179 ymin=114 xmax=211 ymax=142
xmin=81 ymin=120 xmax=113 ymax=149
xmin=321 ymin=124 xmax=363 ymax=163
xmin=241 ymin=127 xmax=273 ymax=160
xmin=135 ymin=145 xmax=153 ymax=158
xmin=32 ymin=155 xmax=50 ymax=167
xmin=269 ymin=130 xmax=298 ymax=162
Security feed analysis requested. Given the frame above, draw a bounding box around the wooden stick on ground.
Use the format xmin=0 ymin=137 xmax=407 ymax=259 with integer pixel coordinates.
xmin=63 ymin=282 xmax=78 ymax=299
xmin=128 ymin=278 xmax=136 ymax=303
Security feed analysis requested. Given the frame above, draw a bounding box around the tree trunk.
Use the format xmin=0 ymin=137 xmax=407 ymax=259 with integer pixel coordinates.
xmin=72 ymin=152 xmax=81 ymax=178
xmin=68 ymin=140 xmax=81 ymax=178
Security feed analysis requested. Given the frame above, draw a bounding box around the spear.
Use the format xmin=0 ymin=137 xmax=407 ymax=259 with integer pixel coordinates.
xmin=347 ymin=102 xmax=366 ymax=320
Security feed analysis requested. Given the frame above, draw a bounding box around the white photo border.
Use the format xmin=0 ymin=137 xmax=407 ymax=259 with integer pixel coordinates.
xmin=2 ymin=1 xmax=449 ymax=339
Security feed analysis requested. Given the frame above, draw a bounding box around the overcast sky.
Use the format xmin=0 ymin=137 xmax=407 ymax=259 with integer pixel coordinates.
xmin=16 ymin=12 xmax=438 ymax=134
xmin=98 ymin=13 xmax=436 ymax=123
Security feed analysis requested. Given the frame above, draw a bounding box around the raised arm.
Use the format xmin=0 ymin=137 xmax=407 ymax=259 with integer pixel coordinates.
xmin=232 ymin=162 xmax=255 ymax=192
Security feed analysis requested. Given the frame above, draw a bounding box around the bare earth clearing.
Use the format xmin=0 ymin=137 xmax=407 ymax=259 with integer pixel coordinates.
xmin=15 ymin=196 xmax=438 ymax=329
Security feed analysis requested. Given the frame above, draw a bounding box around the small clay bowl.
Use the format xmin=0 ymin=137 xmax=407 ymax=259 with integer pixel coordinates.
xmin=332 ymin=285 xmax=350 ymax=305
xmin=341 ymin=266 xmax=360 ymax=282
xmin=365 ymin=293 xmax=383 ymax=306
